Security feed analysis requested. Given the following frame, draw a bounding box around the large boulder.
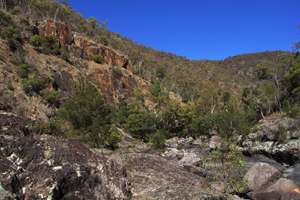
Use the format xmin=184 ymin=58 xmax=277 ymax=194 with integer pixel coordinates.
xmin=0 ymin=113 xmax=131 ymax=200
xmin=244 ymin=162 xmax=281 ymax=191
xmin=253 ymin=178 xmax=300 ymax=200
xmin=209 ymin=135 xmax=222 ymax=150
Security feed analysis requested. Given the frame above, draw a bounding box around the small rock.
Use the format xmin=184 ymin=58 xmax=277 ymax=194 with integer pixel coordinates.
xmin=179 ymin=151 xmax=200 ymax=166
xmin=209 ymin=135 xmax=222 ymax=150
xmin=162 ymin=148 xmax=184 ymax=160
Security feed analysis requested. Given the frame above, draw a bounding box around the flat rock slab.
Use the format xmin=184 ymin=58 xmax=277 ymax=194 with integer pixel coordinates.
xmin=120 ymin=152 xmax=223 ymax=200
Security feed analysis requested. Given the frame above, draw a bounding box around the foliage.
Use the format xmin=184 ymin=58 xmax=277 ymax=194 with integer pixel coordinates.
xmin=114 ymin=104 xmax=139 ymax=126
xmin=22 ymin=75 xmax=48 ymax=95
xmin=150 ymin=81 xmax=163 ymax=97
xmin=0 ymin=26 xmax=23 ymax=51
xmin=58 ymin=82 xmax=110 ymax=129
xmin=155 ymin=66 xmax=166 ymax=80
xmin=30 ymin=35 xmax=60 ymax=55
xmin=191 ymin=110 xmax=250 ymax=138
xmin=283 ymin=102 xmax=300 ymax=118
xmin=17 ymin=64 xmax=31 ymax=78
xmin=41 ymin=89 xmax=60 ymax=107
xmin=205 ymin=144 xmax=247 ymax=194
xmin=286 ymin=55 xmax=300 ymax=101
xmin=0 ymin=10 xmax=12 ymax=26
xmin=56 ymin=81 xmax=118 ymax=148
xmin=125 ymin=109 xmax=157 ymax=141
xmin=111 ymin=66 xmax=123 ymax=78
xmin=274 ymin=125 xmax=287 ymax=144
xmin=93 ymin=54 xmax=104 ymax=64
xmin=150 ymin=129 xmax=166 ymax=149
xmin=160 ymin=103 xmax=191 ymax=137
xmin=255 ymin=66 xmax=272 ymax=80
xmin=105 ymin=125 xmax=121 ymax=150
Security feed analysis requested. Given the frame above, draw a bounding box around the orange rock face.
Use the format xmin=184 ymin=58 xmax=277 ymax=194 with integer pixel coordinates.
xmin=38 ymin=20 xmax=73 ymax=46
xmin=36 ymin=20 xmax=147 ymax=105
xmin=38 ymin=20 xmax=133 ymax=72
xmin=73 ymin=34 xmax=133 ymax=71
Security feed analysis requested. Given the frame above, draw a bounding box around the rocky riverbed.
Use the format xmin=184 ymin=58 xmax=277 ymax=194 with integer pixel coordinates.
xmin=1 ymin=112 xmax=300 ymax=200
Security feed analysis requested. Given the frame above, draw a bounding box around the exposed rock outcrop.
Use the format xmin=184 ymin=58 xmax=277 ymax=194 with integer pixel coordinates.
xmin=240 ymin=114 xmax=300 ymax=165
xmin=0 ymin=113 xmax=131 ymax=200
xmin=38 ymin=19 xmax=73 ymax=46
xmin=38 ymin=20 xmax=133 ymax=72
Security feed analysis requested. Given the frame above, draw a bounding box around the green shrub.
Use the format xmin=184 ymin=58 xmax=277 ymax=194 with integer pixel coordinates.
xmin=275 ymin=125 xmax=287 ymax=144
xmin=0 ymin=10 xmax=13 ymax=27
xmin=11 ymin=48 xmax=26 ymax=65
xmin=56 ymin=81 xmax=117 ymax=148
xmin=112 ymin=66 xmax=122 ymax=78
xmin=17 ymin=64 xmax=31 ymax=78
xmin=192 ymin=110 xmax=250 ymax=138
xmin=22 ymin=75 xmax=48 ymax=95
xmin=205 ymin=144 xmax=247 ymax=194
xmin=58 ymin=83 xmax=111 ymax=129
xmin=41 ymin=89 xmax=60 ymax=107
xmin=0 ymin=26 xmax=22 ymax=51
xmin=284 ymin=104 xmax=300 ymax=118
xmin=93 ymin=54 xmax=104 ymax=64
xmin=150 ymin=81 xmax=163 ymax=97
xmin=30 ymin=118 xmax=62 ymax=135
xmin=155 ymin=66 xmax=166 ymax=80
xmin=30 ymin=35 xmax=60 ymax=55
xmin=255 ymin=67 xmax=272 ymax=80
xmin=161 ymin=105 xmax=191 ymax=136
xmin=105 ymin=125 xmax=121 ymax=150
xmin=150 ymin=129 xmax=166 ymax=149
xmin=126 ymin=110 xmax=157 ymax=141
xmin=113 ymin=104 xmax=139 ymax=126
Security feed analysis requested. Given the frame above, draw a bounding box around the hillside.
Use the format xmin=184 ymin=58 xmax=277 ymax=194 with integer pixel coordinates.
xmin=4 ymin=0 xmax=292 ymax=102
xmin=0 ymin=1 xmax=300 ymax=200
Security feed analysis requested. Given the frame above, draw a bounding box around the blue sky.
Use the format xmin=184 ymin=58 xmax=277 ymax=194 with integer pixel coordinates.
xmin=69 ymin=0 xmax=300 ymax=60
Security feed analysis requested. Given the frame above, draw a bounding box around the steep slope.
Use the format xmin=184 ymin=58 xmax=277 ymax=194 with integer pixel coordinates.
xmin=0 ymin=17 xmax=152 ymax=121
xmin=3 ymin=0 xmax=292 ymax=102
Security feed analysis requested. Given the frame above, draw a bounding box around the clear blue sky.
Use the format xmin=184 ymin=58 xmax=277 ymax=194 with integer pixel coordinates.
xmin=69 ymin=0 xmax=300 ymax=60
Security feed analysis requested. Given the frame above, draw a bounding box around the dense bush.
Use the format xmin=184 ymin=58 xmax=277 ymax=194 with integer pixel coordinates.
xmin=17 ymin=64 xmax=31 ymax=78
xmin=286 ymin=55 xmax=300 ymax=100
xmin=0 ymin=10 xmax=13 ymax=26
xmin=41 ymin=89 xmax=60 ymax=107
xmin=58 ymin=82 xmax=111 ymax=129
xmin=93 ymin=54 xmax=104 ymax=64
xmin=105 ymin=125 xmax=121 ymax=150
xmin=0 ymin=26 xmax=23 ymax=51
xmin=150 ymin=129 xmax=166 ymax=149
xmin=111 ymin=66 xmax=123 ymax=78
xmin=160 ymin=104 xmax=191 ymax=137
xmin=56 ymin=81 xmax=120 ymax=149
xmin=30 ymin=35 xmax=61 ymax=55
xmin=22 ymin=75 xmax=48 ymax=95
xmin=125 ymin=109 xmax=157 ymax=141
